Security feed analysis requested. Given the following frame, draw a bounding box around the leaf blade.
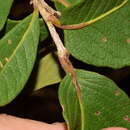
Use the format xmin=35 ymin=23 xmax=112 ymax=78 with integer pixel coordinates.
xmin=5 ymin=18 xmax=48 ymax=42
xmin=0 ymin=11 xmax=40 ymax=106
xmin=56 ymin=0 xmax=127 ymax=27
xmin=0 ymin=0 xmax=14 ymax=31
xmin=34 ymin=52 xmax=63 ymax=90
xmin=59 ymin=70 xmax=130 ymax=130
xmin=65 ymin=1 xmax=130 ymax=68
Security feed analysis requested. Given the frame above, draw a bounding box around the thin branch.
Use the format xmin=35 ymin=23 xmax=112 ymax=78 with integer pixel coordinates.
xmin=33 ymin=0 xmax=81 ymax=99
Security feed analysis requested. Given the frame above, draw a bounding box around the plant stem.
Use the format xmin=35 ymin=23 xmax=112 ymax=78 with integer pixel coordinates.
xmin=33 ymin=0 xmax=81 ymax=99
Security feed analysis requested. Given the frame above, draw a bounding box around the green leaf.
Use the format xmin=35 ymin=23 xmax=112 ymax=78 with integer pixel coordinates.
xmin=5 ymin=19 xmax=18 ymax=33
xmin=5 ymin=19 xmax=49 ymax=42
xmin=56 ymin=0 xmax=127 ymax=26
xmin=56 ymin=0 xmax=81 ymax=6
xmin=39 ymin=19 xmax=49 ymax=42
xmin=54 ymin=0 xmax=82 ymax=11
xmin=0 ymin=0 xmax=14 ymax=31
xmin=0 ymin=11 xmax=40 ymax=106
xmin=65 ymin=1 xmax=130 ymax=68
xmin=34 ymin=52 xmax=63 ymax=90
xmin=59 ymin=69 xmax=130 ymax=130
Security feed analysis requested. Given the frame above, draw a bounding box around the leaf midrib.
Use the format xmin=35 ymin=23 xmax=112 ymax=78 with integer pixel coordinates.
xmin=59 ymin=0 xmax=128 ymax=29
xmin=0 ymin=11 xmax=38 ymax=77
xmin=86 ymin=0 xmax=128 ymax=25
